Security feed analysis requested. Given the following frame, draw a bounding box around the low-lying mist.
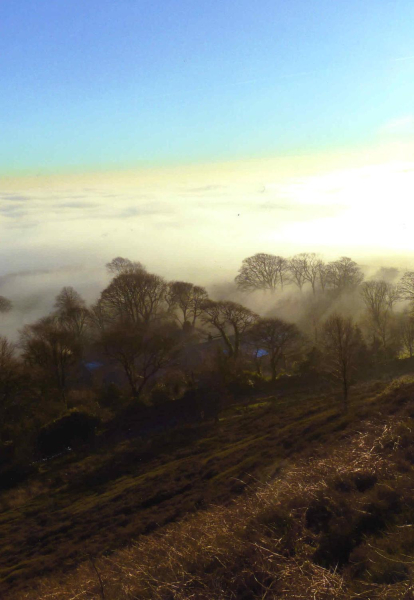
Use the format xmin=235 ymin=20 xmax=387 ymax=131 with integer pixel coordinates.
xmin=0 ymin=266 xmax=106 ymax=341
xmin=0 ymin=255 xmax=408 ymax=342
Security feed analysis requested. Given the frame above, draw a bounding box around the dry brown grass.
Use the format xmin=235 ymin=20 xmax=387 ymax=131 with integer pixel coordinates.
xmin=0 ymin=479 xmax=48 ymax=512
xmin=11 ymin=410 xmax=414 ymax=600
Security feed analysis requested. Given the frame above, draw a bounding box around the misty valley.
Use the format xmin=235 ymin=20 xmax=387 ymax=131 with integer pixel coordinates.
xmin=1 ymin=252 xmax=414 ymax=598
xmin=2 ymin=2 xmax=414 ymax=597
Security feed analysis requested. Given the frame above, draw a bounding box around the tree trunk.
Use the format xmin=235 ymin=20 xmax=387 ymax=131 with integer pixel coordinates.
xmin=343 ymin=379 xmax=348 ymax=412
xmin=270 ymin=357 xmax=277 ymax=382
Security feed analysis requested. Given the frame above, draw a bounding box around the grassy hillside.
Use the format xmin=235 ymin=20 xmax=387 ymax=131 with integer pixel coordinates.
xmin=3 ymin=376 xmax=414 ymax=598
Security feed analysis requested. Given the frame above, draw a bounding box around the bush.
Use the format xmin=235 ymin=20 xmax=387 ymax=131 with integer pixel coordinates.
xmin=228 ymin=370 xmax=265 ymax=395
xmin=37 ymin=410 xmax=101 ymax=458
xmin=150 ymin=383 xmax=173 ymax=406
xmin=67 ymin=389 xmax=101 ymax=413
xmin=98 ymin=383 xmax=127 ymax=410
xmin=150 ymin=370 xmax=191 ymax=404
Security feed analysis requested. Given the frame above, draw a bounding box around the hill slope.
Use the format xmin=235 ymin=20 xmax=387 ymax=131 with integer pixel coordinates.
xmin=3 ymin=376 xmax=414 ymax=598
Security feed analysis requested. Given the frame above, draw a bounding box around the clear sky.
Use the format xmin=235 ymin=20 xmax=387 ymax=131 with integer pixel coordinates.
xmin=1 ymin=0 xmax=414 ymax=315
xmin=1 ymin=0 xmax=414 ymax=174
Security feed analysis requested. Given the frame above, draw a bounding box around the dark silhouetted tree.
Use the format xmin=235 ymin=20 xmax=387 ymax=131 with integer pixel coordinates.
xmin=304 ymin=253 xmax=326 ymax=294
xmin=202 ymin=300 xmax=257 ymax=358
xmin=360 ymin=280 xmax=400 ymax=355
xmin=100 ymin=270 xmax=167 ymax=326
xmin=321 ymin=314 xmax=365 ymax=410
xmin=326 ymin=257 xmax=364 ymax=295
xmin=0 ymin=337 xmax=22 ymax=440
xmin=288 ymin=254 xmax=308 ymax=291
xmin=54 ymin=287 xmax=89 ymax=341
xmin=166 ymin=281 xmax=208 ymax=328
xmin=398 ymin=271 xmax=414 ymax=303
xmin=398 ymin=311 xmax=414 ymax=358
xmin=106 ymin=257 xmax=145 ymax=276
xmin=20 ymin=316 xmax=81 ymax=406
xmin=100 ymin=322 xmax=180 ymax=399
xmin=235 ymin=253 xmax=289 ymax=293
xmin=317 ymin=261 xmax=329 ymax=293
xmin=248 ymin=318 xmax=303 ymax=380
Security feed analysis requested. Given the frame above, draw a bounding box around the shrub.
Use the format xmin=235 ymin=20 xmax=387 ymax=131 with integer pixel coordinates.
xmin=37 ymin=410 xmax=100 ymax=458
xmin=228 ymin=370 xmax=265 ymax=395
xmin=98 ymin=383 xmax=126 ymax=410
xmin=67 ymin=389 xmax=101 ymax=413
xmin=150 ymin=383 xmax=173 ymax=406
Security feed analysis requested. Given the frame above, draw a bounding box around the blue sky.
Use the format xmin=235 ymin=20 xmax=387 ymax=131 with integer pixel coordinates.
xmin=1 ymin=0 xmax=414 ymax=174
xmin=1 ymin=1 xmax=414 ymax=337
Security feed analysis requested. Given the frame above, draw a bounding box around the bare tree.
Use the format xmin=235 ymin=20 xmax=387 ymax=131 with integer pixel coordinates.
xmin=360 ymin=281 xmax=390 ymax=323
xmin=288 ymin=254 xmax=308 ymax=291
xmin=20 ymin=316 xmax=81 ymax=406
xmin=166 ymin=281 xmax=208 ymax=328
xmin=321 ymin=314 xmax=365 ymax=410
xmin=0 ymin=337 xmax=22 ymax=440
xmin=100 ymin=270 xmax=167 ymax=326
xmin=248 ymin=318 xmax=303 ymax=380
xmin=326 ymin=257 xmax=364 ymax=295
xmin=360 ymin=281 xmax=400 ymax=355
xmin=88 ymin=298 xmax=111 ymax=334
xmin=385 ymin=284 xmax=401 ymax=310
xmin=202 ymin=300 xmax=257 ymax=358
xmin=289 ymin=253 xmax=327 ymax=293
xmin=106 ymin=257 xmax=145 ymax=276
xmin=317 ymin=261 xmax=329 ymax=293
xmin=398 ymin=312 xmax=414 ymax=358
xmin=235 ymin=253 xmax=289 ymax=293
xmin=54 ymin=287 xmax=89 ymax=340
xmin=398 ymin=272 xmax=414 ymax=302
xmin=303 ymin=254 xmax=325 ymax=294
xmin=100 ymin=322 xmax=180 ymax=399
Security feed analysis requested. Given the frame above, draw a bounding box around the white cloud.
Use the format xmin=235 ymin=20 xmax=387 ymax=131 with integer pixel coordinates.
xmin=1 ymin=146 xmax=414 ymax=295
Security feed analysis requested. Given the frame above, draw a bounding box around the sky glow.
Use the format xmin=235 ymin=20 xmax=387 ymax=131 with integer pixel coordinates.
xmin=1 ymin=1 xmax=414 ymax=285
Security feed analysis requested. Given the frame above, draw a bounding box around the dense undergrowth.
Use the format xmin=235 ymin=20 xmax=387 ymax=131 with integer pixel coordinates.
xmin=4 ymin=376 xmax=414 ymax=598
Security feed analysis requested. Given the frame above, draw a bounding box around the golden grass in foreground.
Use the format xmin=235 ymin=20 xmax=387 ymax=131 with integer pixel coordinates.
xmin=12 ymin=403 xmax=414 ymax=599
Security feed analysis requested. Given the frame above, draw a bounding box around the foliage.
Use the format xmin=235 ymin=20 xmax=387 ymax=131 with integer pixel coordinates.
xmin=0 ymin=337 xmax=23 ymax=440
xmin=20 ymin=316 xmax=81 ymax=405
xmin=99 ymin=270 xmax=167 ymax=326
xmin=99 ymin=321 xmax=182 ymax=399
xmin=325 ymin=256 xmax=364 ymax=295
xmin=36 ymin=409 xmax=100 ymax=457
xmin=320 ymin=314 xmax=367 ymax=409
xmin=106 ymin=256 xmax=146 ymax=276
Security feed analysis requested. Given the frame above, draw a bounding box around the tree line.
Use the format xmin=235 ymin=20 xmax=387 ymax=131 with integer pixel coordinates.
xmin=2 ymin=253 xmax=414 ymax=451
